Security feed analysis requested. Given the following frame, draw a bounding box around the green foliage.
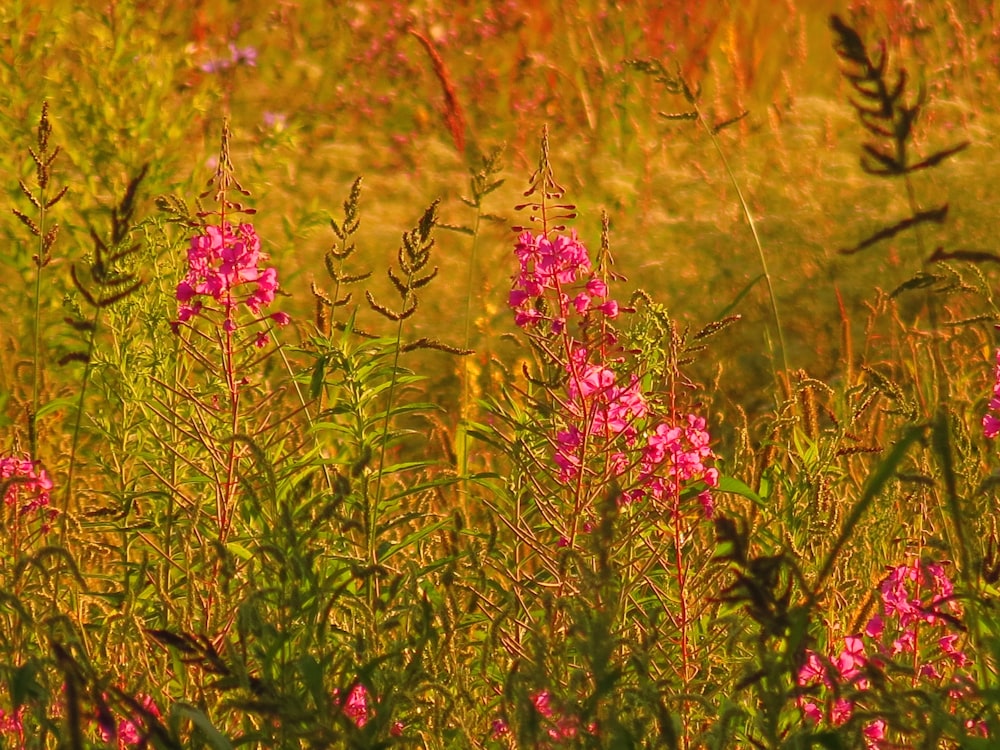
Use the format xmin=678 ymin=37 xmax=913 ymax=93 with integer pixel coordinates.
xmin=2 ymin=3 xmax=1000 ymax=749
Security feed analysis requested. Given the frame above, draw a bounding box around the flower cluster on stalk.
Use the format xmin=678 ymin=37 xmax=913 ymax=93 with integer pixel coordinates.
xmin=1 ymin=452 xmax=55 ymax=531
xmin=491 ymin=690 xmax=597 ymax=746
xmin=333 ymin=684 xmax=403 ymax=736
xmin=983 ymin=348 xmax=1000 ymax=438
xmin=796 ymin=560 xmax=981 ymax=747
xmin=508 ymin=228 xmax=718 ymax=524
xmin=172 ymin=222 xmax=289 ymax=346
xmin=98 ymin=694 xmax=161 ymax=749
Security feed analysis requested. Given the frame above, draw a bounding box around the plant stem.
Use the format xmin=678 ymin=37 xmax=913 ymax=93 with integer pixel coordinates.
xmin=62 ymin=306 xmax=102 ymax=539
xmin=694 ymin=101 xmax=790 ymax=383
xmin=372 ymin=313 xmax=408 ymax=609
xmin=459 ymin=207 xmax=484 ymax=478
xmin=29 ymin=188 xmax=48 ymax=460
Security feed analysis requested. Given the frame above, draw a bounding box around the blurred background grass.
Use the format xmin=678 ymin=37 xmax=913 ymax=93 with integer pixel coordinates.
xmin=3 ymin=0 xmax=1000 ymax=428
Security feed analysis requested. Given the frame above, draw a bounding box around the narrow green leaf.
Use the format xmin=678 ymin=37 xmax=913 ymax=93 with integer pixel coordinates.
xmin=170 ymin=703 xmax=233 ymax=749
xmin=714 ymin=273 xmax=764 ymax=319
xmin=309 ymin=356 xmax=326 ymax=400
xmin=381 ymin=518 xmax=450 ymax=561
xmin=226 ymin=542 xmax=254 ymax=562
xmin=716 ymin=475 xmax=767 ymax=508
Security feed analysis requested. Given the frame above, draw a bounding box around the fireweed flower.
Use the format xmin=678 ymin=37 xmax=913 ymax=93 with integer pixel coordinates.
xmin=1 ymin=452 xmax=56 ymax=531
xmin=491 ymin=717 xmax=510 ymax=738
xmin=173 ymin=222 xmax=289 ymax=339
xmin=0 ymin=706 xmax=25 ymax=748
xmin=99 ymin=694 xmax=161 ymax=749
xmin=632 ymin=415 xmax=719 ymax=517
xmin=509 ymin=230 xmax=617 ymax=333
xmin=334 ymin=683 xmax=369 ymax=728
xmin=797 ymin=560 xmax=977 ymax=747
xmin=199 ymin=43 xmax=258 ymax=73
xmin=985 ymin=349 xmax=1000 ymax=438
xmin=525 ymin=690 xmax=597 ymax=744
xmin=508 ymin=230 xmax=717 ymax=525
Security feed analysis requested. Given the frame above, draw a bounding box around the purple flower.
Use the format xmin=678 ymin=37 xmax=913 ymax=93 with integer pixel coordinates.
xmin=263 ymin=112 xmax=287 ymax=130
xmin=229 ymin=43 xmax=257 ymax=67
xmin=199 ymin=44 xmax=257 ymax=73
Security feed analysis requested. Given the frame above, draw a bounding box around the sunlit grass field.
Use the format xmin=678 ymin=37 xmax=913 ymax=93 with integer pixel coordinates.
xmin=2 ymin=1 xmax=1000 ymax=747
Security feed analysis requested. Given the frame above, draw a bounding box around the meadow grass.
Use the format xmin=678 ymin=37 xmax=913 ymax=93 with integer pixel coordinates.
xmin=2 ymin=1 xmax=1000 ymax=748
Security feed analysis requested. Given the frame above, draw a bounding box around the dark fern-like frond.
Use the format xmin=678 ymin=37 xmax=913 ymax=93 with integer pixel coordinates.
xmin=830 ymin=15 xmax=968 ymax=179
xmin=14 ymin=102 xmax=67 ymax=269
xmin=70 ymin=165 xmax=149 ymax=309
xmin=313 ymin=177 xmax=371 ymax=334
xmin=839 ymin=204 xmax=948 ymax=255
xmin=368 ymin=201 xmax=440 ymax=322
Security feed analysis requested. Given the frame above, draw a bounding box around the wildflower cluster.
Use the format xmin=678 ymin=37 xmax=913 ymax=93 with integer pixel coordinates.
xmin=508 ymin=230 xmax=617 ymax=331
xmin=491 ymin=690 xmax=597 ymax=746
xmin=1 ymin=452 xmax=55 ymax=532
xmin=173 ymin=222 xmax=289 ymax=346
xmin=99 ymin=695 xmax=161 ymax=749
xmin=797 ymin=560 xmax=979 ymax=746
xmin=0 ymin=707 xmax=24 ymax=749
xmin=198 ymin=43 xmax=257 ymax=73
xmin=333 ymin=684 xmax=403 ymax=736
xmin=984 ymin=348 xmax=1000 ymax=438
xmin=508 ymin=228 xmax=718 ymax=525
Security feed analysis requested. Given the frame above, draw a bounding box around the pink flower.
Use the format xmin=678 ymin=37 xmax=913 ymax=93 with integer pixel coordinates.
xmin=508 ymin=231 xmax=617 ymax=331
xmin=863 ymin=718 xmax=886 ymax=746
xmin=865 ymin=614 xmax=884 ymax=639
xmin=0 ymin=707 xmax=25 ymax=748
xmin=585 ymin=278 xmax=607 ymax=297
xmin=99 ymin=694 xmax=161 ymax=748
xmin=635 ymin=416 xmax=717 ymax=514
xmin=800 ymin=700 xmax=823 ymax=724
xmin=173 ymin=222 xmax=284 ymax=328
xmin=1 ymin=453 xmax=55 ymax=529
xmin=831 ymin=697 xmax=854 ymax=726
xmin=334 ymin=683 xmax=370 ymax=728
xmin=491 ymin=718 xmax=510 ymax=738
xmin=532 ymin=690 xmax=553 ymax=717
xmin=798 ymin=650 xmax=832 ymax=688
xmin=984 ymin=349 xmax=1000 ymax=438
xmin=939 ymin=634 xmax=970 ymax=667
xmin=835 ymin=635 xmax=866 ymax=682
xmin=803 ymin=558 xmax=975 ymax=743
xmin=554 ymin=428 xmax=583 ymax=482
xmin=598 ymin=299 xmax=619 ymax=318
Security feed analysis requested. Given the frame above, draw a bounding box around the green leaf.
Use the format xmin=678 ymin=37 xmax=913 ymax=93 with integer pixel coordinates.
xmin=381 ymin=517 xmax=450 ymax=561
xmin=715 ymin=273 xmax=764 ymax=319
xmin=717 ymin=475 xmax=766 ymax=508
xmin=36 ymin=396 xmax=79 ymax=418
xmin=309 ymin=355 xmax=327 ymax=400
xmin=170 ymin=702 xmax=233 ymax=749
xmin=12 ymin=661 xmax=44 ymax=708
xmin=226 ymin=542 xmax=254 ymax=562
xmin=297 ymin=655 xmax=325 ymax=708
